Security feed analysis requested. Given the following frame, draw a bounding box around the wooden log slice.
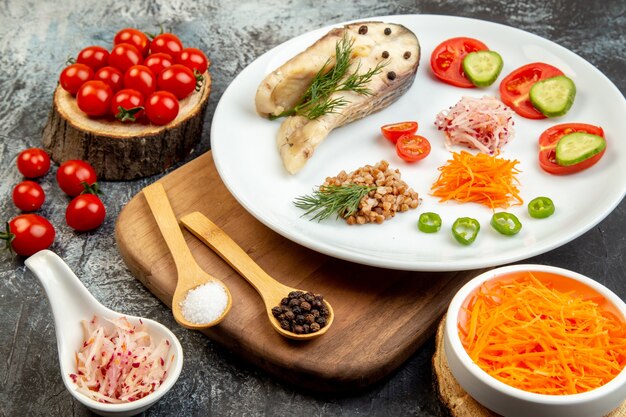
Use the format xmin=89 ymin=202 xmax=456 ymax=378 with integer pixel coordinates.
xmin=432 ymin=316 xmax=626 ymax=417
xmin=42 ymin=72 xmax=211 ymax=180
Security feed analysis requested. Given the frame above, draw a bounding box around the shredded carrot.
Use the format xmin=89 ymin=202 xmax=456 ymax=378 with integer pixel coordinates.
xmin=459 ymin=273 xmax=626 ymax=395
xmin=431 ymin=151 xmax=523 ymax=209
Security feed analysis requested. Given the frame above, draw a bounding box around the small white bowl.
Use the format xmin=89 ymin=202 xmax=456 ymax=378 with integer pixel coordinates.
xmin=445 ymin=264 xmax=626 ymax=417
xmin=26 ymin=250 xmax=184 ymax=417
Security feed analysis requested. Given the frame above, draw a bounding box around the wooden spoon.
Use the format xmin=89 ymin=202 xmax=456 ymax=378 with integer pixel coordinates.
xmin=143 ymin=183 xmax=232 ymax=330
xmin=180 ymin=211 xmax=334 ymax=341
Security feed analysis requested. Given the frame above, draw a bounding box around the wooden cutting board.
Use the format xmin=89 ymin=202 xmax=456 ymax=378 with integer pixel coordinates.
xmin=115 ymin=150 xmax=482 ymax=392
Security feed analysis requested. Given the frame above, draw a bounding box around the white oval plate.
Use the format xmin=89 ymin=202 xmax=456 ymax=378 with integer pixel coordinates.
xmin=211 ymin=15 xmax=626 ymax=271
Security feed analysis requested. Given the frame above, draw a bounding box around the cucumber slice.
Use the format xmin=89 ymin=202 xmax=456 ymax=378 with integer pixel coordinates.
xmin=555 ymin=132 xmax=606 ymax=166
xmin=529 ymin=75 xmax=576 ymax=117
xmin=462 ymin=51 xmax=503 ymax=87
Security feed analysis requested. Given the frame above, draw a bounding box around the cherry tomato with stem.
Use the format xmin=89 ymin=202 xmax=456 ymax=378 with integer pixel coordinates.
xmin=94 ymin=66 xmax=123 ymax=92
xmin=145 ymin=91 xmax=179 ymax=125
xmin=157 ymin=64 xmax=196 ymax=99
xmin=123 ymin=65 xmax=156 ymax=98
xmin=150 ymin=33 xmax=183 ymax=59
xmin=114 ymin=28 xmax=150 ymax=57
xmin=111 ymin=89 xmax=145 ymax=122
xmin=109 ymin=43 xmax=142 ymax=73
xmin=499 ymin=63 xmax=564 ymax=119
xmin=0 ymin=214 xmax=55 ymax=256
xmin=381 ymin=121 xmax=418 ymax=144
xmin=538 ymin=123 xmax=606 ymax=175
xmin=144 ymin=52 xmax=174 ymax=76
xmin=396 ymin=134 xmax=431 ymax=163
xmin=56 ymin=160 xmax=98 ymax=196
xmin=430 ymin=37 xmax=489 ymax=88
xmin=17 ymin=148 xmax=51 ymax=178
xmin=66 ymin=194 xmax=106 ymax=231
xmin=177 ymin=47 xmax=208 ymax=74
xmin=76 ymin=46 xmax=109 ymax=71
xmin=59 ymin=63 xmax=94 ymax=95
xmin=12 ymin=181 xmax=45 ymax=212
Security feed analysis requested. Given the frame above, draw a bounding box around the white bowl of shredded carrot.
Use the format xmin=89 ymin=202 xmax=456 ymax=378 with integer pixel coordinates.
xmin=444 ymin=264 xmax=626 ymax=417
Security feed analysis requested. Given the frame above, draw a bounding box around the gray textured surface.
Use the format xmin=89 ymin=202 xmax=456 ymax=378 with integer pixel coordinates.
xmin=0 ymin=0 xmax=624 ymax=416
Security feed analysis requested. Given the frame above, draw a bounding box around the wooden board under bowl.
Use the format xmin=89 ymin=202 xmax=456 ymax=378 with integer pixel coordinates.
xmin=115 ymin=150 xmax=482 ymax=392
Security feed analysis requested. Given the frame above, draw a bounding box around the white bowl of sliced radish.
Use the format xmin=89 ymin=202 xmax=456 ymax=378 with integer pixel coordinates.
xmin=26 ymin=250 xmax=183 ymax=417
xmin=444 ymin=264 xmax=626 ymax=417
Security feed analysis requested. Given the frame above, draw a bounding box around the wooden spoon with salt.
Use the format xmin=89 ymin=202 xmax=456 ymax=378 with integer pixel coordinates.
xmin=143 ymin=183 xmax=232 ymax=330
xmin=180 ymin=211 xmax=334 ymax=341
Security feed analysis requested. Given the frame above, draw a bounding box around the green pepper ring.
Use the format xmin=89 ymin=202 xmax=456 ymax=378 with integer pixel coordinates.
xmin=452 ymin=217 xmax=480 ymax=245
xmin=491 ymin=212 xmax=522 ymax=236
xmin=418 ymin=212 xmax=442 ymax=233
xmin=528 ymin=196 xmax=555 ymax=219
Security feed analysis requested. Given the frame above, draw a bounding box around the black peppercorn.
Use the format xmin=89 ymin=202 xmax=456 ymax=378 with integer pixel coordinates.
xmin=320 ymin=307 xmax=329 ymax=316
xmin=288 ymin=291 xmax=303 ymax=299
xmin=315 ymin=294 xmax=324 ymax=302
xmin=281 ymin=305 xmax=289 ymax=313
xmin=271 ymin=306 xmax=282 ymax=317
xmin=288 ymin=298 xmax=301 ymax=307
xmin=311 ymin=309 xmax=320 ymax=318
xmin=300 ymin=301 xmax=311 ymax=311
xmin=280 ymin=297 xmax=289 ymax=305
xmin=382 ymin=51 xmax=389 ymax=59
xmin=387 ymin=71 xmax=396 ymax=80
xmin=304 ymin=293 xmax=315 ymax=303
xmin=403 ymin=51 xmax=411 ymax=59
xmin=312 ymin=300 xmax=322 ymax=309
xmin=280 ymin=320 xmax=290 ymax=330
xmin=277 ymin=313 xmax=285 ymax=321
xmin=384 ymin=27 xmax=391 ymax=35
xmin=296 ymin=314 xmax=305 ymax=324
xmin=316 ymin=316 xmax=327 ymax=327
xmin=303 ymin=324 xmax=310 ymax=333
xmin=304 ymin=313 xmax=315 ymax=324
xmin=273 ymin=290 xmax=329 ymax=335
xmin=310 ymin=322 xmax=321 ymax=332
xmin=293 ymin=324 xmax=304 ymax=334
xmin=358 ymin=25 xmax=368 ymax=35
xmin=291 ymin=305 xmax=302 ymax=315
xmin=284 ymin=310 xmax=295 ymax=320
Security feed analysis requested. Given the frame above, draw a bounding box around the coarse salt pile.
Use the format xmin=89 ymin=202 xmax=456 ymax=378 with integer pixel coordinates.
xmin=181 ymin=282 xmax=228 ymax=324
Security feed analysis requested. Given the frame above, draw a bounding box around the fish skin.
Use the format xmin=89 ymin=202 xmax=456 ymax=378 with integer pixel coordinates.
xmin=255 ymin=22 xmax=420 ymax=174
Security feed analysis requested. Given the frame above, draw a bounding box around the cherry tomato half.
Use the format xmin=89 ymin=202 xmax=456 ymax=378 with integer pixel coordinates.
xmin=109 ymin=43 xmax=143 ymax=73
xmin=381 ymin=121 xmax=418 ymax=144
xmin=123 ymin=65 xmax=156 ymax=98
xmin=76 ymin=80 xmax=113 ymax=117
xmin=157 ymin=64 xmax=196 ymax=99
xmin=538 ymin=123 xmax=606 ymax=175
xmin=150 ymin=33 xmax=183 ymax=59
xmin=94 ymin=66 xmax=123 ymax=92
xmin=2 ymin=214 xmax=55 ymax=256
xmin=114 ymin=28 xmax=150 ymax=57
xmin=56 ymin=160 xmax=98 ymax=196
xmin=12 ymin=181 xmax=45 ymax=212
xmin=145 ymin=91 xmax=179 ymax=125
xmin=396 ymin=135 xmax=431 ymax=162
xmin=430 ymin=37 xmax=488 ymax=88
xmin=499 ymin=63 xmax=564 ymax=119
xmin=144 ymin=52 xmax=174 ymax=76
xmin=59 ymin=63 xmax=94 ymax=95
xmin=177 ymin=47 xmax=208 ymax=74
xmin=16 ymin=148 xmax=51 ymax=178
xmin=66 ymin=194 xmax=106 ymax=231
xmin=76 ymin=46 xmax=110 ymax=71
xmin=111 ymin=89 xmax=145 ymax=122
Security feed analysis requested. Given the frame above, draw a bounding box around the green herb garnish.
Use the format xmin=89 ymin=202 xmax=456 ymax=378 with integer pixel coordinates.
xmin=294 ymin=184 xmax=376 ymax=222
xmin=270 ymin=34 xmax=386 ymax=120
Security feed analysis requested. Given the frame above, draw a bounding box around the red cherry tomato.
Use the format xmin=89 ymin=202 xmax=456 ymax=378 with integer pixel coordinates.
xmin=16 ymin=148 xmax=51 ymax=178
xmin=430 ymin=37 xmax=489 ymax=88
xmin=111 ymin=89 xmax=145 ymax=122
xmin=76 ymin=46 xmax=110 ymax=71
xmin=538 ymin=123 xmax=606 ymax=175
xmin=177 ymin=47 xmax=208 ymax=74
xmin=94 ymin=66 xmax=123 ymax=92
xmin=157 ymin=64 xmax=196 ymax=99
xmin=145 ymin=91 xmax=179 ymax=125
xmin=56 ymin=160 xmax=98 ymax=196
xmin=123 ymin=65 xmax=156 ymax=98
xmin=499 ymin=63 xmax=564 ymax=119
xmin=381 ymin=121 xmax=418 ymax=144
xmin=12 ymin=181 xmax=45 ymax=212
xmin=1 ymin=214 xmax=55 ymax=256
xmin=114 ymin=28 xmax=150 ymax=57
xmin=109 ymin=43 xmax=142 ymax=73
xmin=76 ymin=80 xmax=113 ymax=117
xmin=144 ymin=53 xmax=174 ymax=76
xmin=150 ymin=33 xmax=183 ymax=59
xmin=66 ymin=194 xmax=106 ymax=231
xmin=396 ymin=134 xmax=431 ymax=162
xmin=59 ymin=63 xmax=94 ymax=95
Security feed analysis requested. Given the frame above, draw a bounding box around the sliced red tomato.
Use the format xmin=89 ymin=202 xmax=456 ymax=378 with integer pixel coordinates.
xmin=430 ymin=37 xmax=488 ymax=88
xmin=538 ymin=123 xmax=606 ymax=175
xmin=396 ymin=135 xmax=431 ymax=162
xmin=381 ymin=121 xmax=418 ymax=144
xmin=499 ymin=63 xmax=564 ymax=119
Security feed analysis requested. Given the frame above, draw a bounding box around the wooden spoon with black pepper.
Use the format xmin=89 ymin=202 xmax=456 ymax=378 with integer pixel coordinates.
xmin=180 ymin=211 xmax=334 ymax=340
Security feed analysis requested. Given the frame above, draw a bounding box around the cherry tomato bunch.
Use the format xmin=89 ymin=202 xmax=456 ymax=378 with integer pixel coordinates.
xmin=59 ymin=28 xmax=209 ymax=126
xmin=3 ymin=148 xmax=107 ymax=257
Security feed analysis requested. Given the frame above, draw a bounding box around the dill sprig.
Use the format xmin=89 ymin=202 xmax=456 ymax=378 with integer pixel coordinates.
xmin=294 ymin=184 xmax=376 ymax=222
xmin=269 ymin=34 xmax=387 ymax=120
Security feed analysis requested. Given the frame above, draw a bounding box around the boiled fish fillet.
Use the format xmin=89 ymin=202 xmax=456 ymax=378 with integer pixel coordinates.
xmin=255 ymin=22 xmax=420 ymax=174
